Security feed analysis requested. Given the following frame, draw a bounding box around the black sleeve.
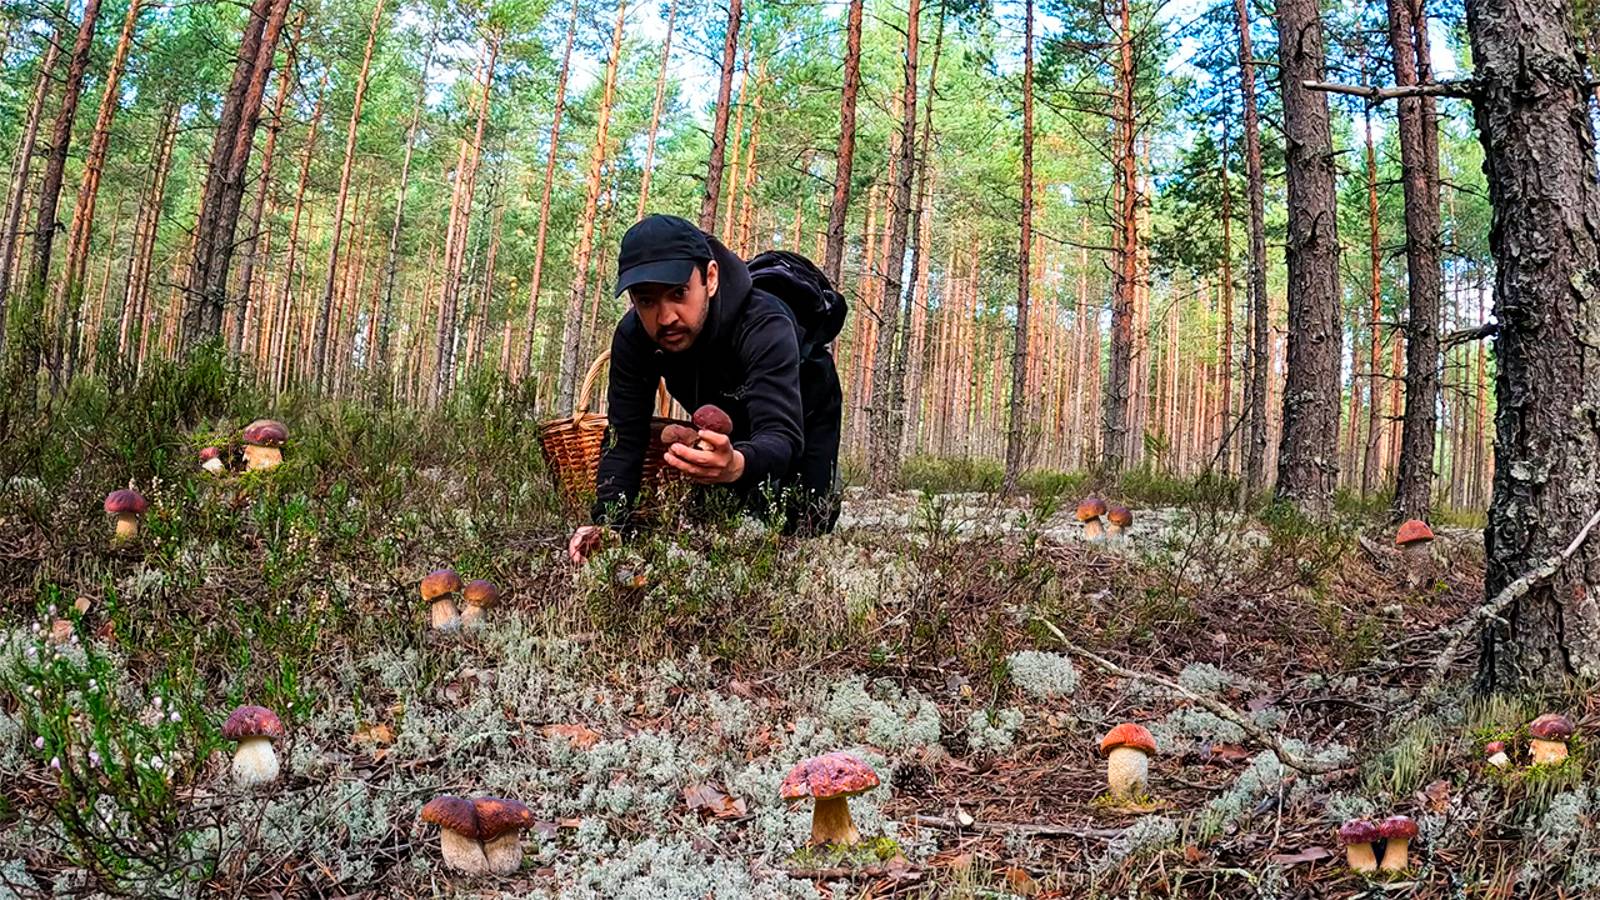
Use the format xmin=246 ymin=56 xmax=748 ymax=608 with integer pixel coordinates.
xmin=590 ymin=329 xmax=657 ymax=526
xmin=733 ymin=313 xmax=804 ymax=488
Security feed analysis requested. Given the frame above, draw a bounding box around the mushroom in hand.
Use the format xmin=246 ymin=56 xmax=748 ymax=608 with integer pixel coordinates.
xmin=1075 ymin=497 xmax=1108 ymax=541
xmin=460 ymin=579 xmax=499 ymax=627
xmin=221 ymin=705 xmax=285 ymax=788
xmin=1099 ymin=722 xmax=1157 ymax=801
xmin=780 ymin=752 xmax=880 ymax=846
xmin=421 ymin=569 xmax=464 ymax=631
xmin=1377 ymin=815 xmax=1417 ymax=872
xmin=1528 ymin=713 xmax=1575 ymax=765
xmin=241 ymin=419 xmax=288 ymax=471
xmin=1106 ymin=504 xmax=1133 ymax=539
xmin=1337 ymin=818 xmax=1380 ymax=873
xmin=660 ymin=423 xmax=701 ymax=450
xmin=104 ymin=489 xmax=149 ymax=541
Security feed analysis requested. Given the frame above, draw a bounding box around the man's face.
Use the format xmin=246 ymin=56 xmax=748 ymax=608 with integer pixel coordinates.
xmin=629 ymin=260 xmax=718 ymax=352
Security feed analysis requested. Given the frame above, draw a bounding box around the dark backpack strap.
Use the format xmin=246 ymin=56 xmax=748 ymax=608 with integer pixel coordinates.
xmin=747 ymin=250 xmax=848 ymax=359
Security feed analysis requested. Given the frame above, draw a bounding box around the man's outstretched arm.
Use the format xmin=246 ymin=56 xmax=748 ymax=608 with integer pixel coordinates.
xmin=589 ymin=329 xmax=658 ymax=528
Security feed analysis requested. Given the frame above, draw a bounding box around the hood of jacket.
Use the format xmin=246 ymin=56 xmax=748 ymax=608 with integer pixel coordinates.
xmin=692 ymin=232 xmax=752 ymax=352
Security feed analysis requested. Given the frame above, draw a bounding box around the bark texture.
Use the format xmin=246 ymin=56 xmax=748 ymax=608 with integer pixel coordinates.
xmin=698 ymin=0 xmax=743 ymax=233
xmin=823 ymin=0 xmax=864 ymax=287
xmin=1236 ymin=0 xmax=1270 ymax=493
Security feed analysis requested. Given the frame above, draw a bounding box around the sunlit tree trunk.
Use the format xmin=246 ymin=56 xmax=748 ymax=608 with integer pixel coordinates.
xmin=271 ymin=75 xmax=327 ymax=396
xmin=1003 ymin=0 xmax=1033 ymax=491
xmin=1235 ymin=0 xmax=1270 ymax=492
xmin=824 ymin=0 xmax=864 ymax=286
xmin=698 ymin=0 xmax=743 ymax=232
xmin=1103 ymin=0 xmax=1138 ymax=472
xmin=1362 ymin=110 xmax=1384 ymax=496
xmin=235 ymin=12 xmax=302 ymax=364
xmin=0 ymin=33 xmax=61 ymax=355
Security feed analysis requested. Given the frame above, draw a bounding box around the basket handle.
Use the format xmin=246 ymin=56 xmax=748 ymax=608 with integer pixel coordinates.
xmin=574 ymin=350 xmax=673 ymax=418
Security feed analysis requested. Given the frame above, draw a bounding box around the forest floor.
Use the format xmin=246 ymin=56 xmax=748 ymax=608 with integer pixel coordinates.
xmin=0 ymin=368 xmax=1596 ymax=898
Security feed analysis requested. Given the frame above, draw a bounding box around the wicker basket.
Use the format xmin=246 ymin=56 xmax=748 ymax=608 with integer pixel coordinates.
xmin=539 ymin=351 xmax=688 ymax=517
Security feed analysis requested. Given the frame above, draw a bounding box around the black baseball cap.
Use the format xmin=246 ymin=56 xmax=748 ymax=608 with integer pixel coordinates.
xmin=614 ymin=214 xmax=714 ymax=297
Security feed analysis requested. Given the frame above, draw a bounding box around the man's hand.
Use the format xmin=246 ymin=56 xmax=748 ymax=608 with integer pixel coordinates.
xmin=664 ymin=429 xmax=746 ymax=484
xmin=568 ymin=525 xmax=613 ymax=565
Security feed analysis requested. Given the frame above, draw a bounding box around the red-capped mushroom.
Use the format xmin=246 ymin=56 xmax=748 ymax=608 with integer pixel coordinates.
xmin=1076 ymin=497 xmax=1109 ymax=541
xmin=688 ymin=404 xmax=734 ymax=451
xmin=460 ymin=579 xmax=499 ymax=627
xmin=104 ymin=489 xmax=149 ymax=541
xmin=1377 ymin=815 xmax=1417 ymax=871
xmin=1484 ymin=740 xmax=1510 ymax=769
xmin=241 ymin=419 xmax=288 ymax=472
xmin=199 ymin=446 xmax=226 ymax=475
xmin=1338 ymin=818 xmax=1380 ymax=873
xmin=780 ymin=752 xmax=880 ymax=846
xmin=421 ymin=569 xmax=464 ymax=631
xmin=1529 ymin=713 xmax=1575 ymax=765
xmin=221 ymin=705 xmax=285 ymax=787
xmin=1395 ymin=519 xmax=1434 ymax=557
xmin=1099 ymin=722 xmax=1157 ymax=801
xmin=1106 ymin=504 xmax=1134 ymax=538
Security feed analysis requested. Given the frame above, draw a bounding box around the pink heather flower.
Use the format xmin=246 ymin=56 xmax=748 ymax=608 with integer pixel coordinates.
xmin=32 ymin=736 xmax=44 ymax=750
xmin=48 ymin=757 xmax=60 ymax=770
xmin=169 ymin=711 xmax=180 ymax=723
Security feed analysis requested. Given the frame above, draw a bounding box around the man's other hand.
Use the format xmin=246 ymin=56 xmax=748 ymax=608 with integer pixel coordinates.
xmin=664 ymin=429 xmax=746 ymax=484
xmin=568 ymin=525 xmax=612 ymax=564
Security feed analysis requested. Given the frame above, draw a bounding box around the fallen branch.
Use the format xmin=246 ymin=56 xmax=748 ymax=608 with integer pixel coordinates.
xmin=1035 ymin=618 xmax=1348 ymax=775
xmin=1302 ymin=79 xmax=1477 ymax=102
xmin=906 ymin=813 xmax=1123 ymax=840
xmin=1422 ymin=506 xmax=1600 ymax=696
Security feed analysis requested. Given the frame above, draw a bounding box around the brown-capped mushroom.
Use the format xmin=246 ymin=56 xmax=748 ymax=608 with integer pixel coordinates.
xmin=1106 ymin=504 xmax=1134 ymax=538
xmin=221 ymin=705 xmax=284 ymax=787
xmin=199 ymin=446 xmax=226 ymax=475
xmin=690 ymin=404 xmax=734 ymax=450
xmin=1337 ymin=818 xmax=1380 ymax=873
xmin=1377 ymin=815 xmax=1417 ymax=871
xmin=474 ymin=797 xmax=535 ymax=875
xmin=660 ymin=423 xmax=700 ymax=449
xmin=421 ymin=795 xmax=491 ymax=875
xmin=421 ymin=569 xmax=464 ymax=631
xmin=241 ymin=419 xmax=288 ymax=471
xmin=780 ymin=752 xmax=880 ymax=846
xmin=1484 ymin=740 xmax=1510 ymax=769
xmin=1529 ymin=713 xmax=1575 ymax=765
xmin=104 ymin=489 xmax=149 ymax=541
xmin=460 ymin=579 xmax=499 ymax=627
xmin=1099 ymin=722 xmax=1157 ymax=801
xmin=1075 ymin=497 xmax=1108 ymax=541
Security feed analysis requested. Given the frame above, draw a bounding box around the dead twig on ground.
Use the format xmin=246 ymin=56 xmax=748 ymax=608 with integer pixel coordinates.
xmin=906 ymin=813 xmax=1123 ymax=839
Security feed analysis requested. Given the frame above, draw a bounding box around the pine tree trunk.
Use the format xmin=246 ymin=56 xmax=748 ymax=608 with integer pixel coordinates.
xmin=555 ymin=0 xmax=626 ymax=412
xmin=1363 ymin=110 xmax=1384 ymax=496
xmin=271 ymin=75 xmax=327 ymax=396
xmin=313 ymin=0 xmax=386 ymax=392
xmin=823 ymin=0 xmax=865 ymax=286
xmin=1272 ymin=0 xmax=1343 ymax=516
xmin=721 ymin=47 xmax=751 ymax=240
xmin=1218 ymin=122 xmax=1236 ymax=474
xmin=1236 ymin=0 xmax=1270 ymax=492
xmin=115 ymin=101 xmax=177 ymax=383
xmin=0 ymin=33 xmax=61 ymax=355
xmin=1468 ymin=0 xmax=1600 ymax=688
xmin=1103 ymin=0 xmax=1138 ymax=472
xmin=1003 ymin=0 xmax=1033 ymax=491
xmin=698 ymin=0 xmax=743 ymax=232
xmin=636 ymin=0 xmax=677 ymax=220
xmin=735 ymin=62 xmax=766 ymax=255
xmin=375 ymin=19 xmax=438 ymax=391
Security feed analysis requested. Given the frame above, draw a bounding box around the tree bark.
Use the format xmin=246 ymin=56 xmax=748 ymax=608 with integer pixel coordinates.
xmin=0 ymin=32 xmax=60 ymax=354
xmin=698 ymin=0 xmax=743 ymax=232
xmin=1468 ymin=0 xmax=1600 ymax=688
xmin=115 ymin=101 xmax=177 ymax=383
xmin=898 ymin=9 xmax=944 ymax=464
xmin=271 ymin=75 xmax=327 ymax=396
xmin=1103 ymin=0 xmax=1138 ymax=472
xmin=1388 ymin=0 xmax=1443 ymax=522
xmin=824 ymin=0 xmax=864 ymax=286
xmin=635 ymin=0 xmax=677 ymax=220
xmin=1004 ymin=0 xmax=1033 ymax=491
xmin=1235 ymin=0 xmax=1270 ymax=492
xmin=1218 ymin=120 xmax=1236 ymax=475
xmin=1272 ymin=0 xmax=1343 ymax=516
xmin=376 ymin=19 xmax=439 ymax=393
xmin=1363 ymin=108 xmax=1384 ymax=497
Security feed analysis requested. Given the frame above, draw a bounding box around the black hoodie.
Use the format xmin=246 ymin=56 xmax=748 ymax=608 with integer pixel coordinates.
xmin=591 ymin=234 xmax=807 ymax=525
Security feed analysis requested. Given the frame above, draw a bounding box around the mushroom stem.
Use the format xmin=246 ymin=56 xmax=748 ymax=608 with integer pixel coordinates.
xmin=1486 ymin=749 xmax=1510 ymax=769
xmin=1345 ymin=841 xmax=1378 ymax=873
xmin=809 ymin=795 xmax=861 ymax=846
xmin=1530 ymin=738 xmax=1570 ymax=766
xmin=1106 ymin=523 xmax=1125 ymax=539
xmin=460 ymin=603 xmax=486 ymax=628
xmin=243 ymin=444 xmax=283 ymax=472
xmin=202 ymin=457 xmax=226 ymax=475
xmin=231 ymin=736 xmax=280 ymax=787
xmin=1105 ymin=745 xmax=1150 ymax=800
xmin=1083 ymin=519 xmax=1104 ymax=541
xmin=113 ymin=513 xmax=140 ymax=540
xmin=482 ymin=830 xmax=524 ymax=875
xmin=438 ymin=828 xmax=492 ymax=875
xmin=430 ymin=598 xmax=461 ymax=631
xmin=1378 ymin=838 xmax=1410 ymax=872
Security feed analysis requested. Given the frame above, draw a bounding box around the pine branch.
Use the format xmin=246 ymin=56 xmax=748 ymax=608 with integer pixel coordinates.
xmin=1301 ymin=79 xmax=1477 ymax=102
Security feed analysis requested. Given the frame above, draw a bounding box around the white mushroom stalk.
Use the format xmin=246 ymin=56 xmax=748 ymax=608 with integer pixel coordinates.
xmin=1105 ymin=745 xmax=1149 ymax=799
xmin=231 ymin=736 xmax=280 ymax=787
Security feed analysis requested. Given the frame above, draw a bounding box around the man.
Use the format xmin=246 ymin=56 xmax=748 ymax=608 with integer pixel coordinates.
xmin=567 ymin=214 xmax=844 ymax=563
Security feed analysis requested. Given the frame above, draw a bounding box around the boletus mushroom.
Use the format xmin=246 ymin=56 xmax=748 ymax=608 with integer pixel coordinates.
xmin=241 ymin=419 xmax=288 ymax=472
xmin=1106 ymin=504 xmax=1134 ymax=539
xmin=420 ymin=795 xmax=535 ymax=876
xmin=104 ymin=489 xmax=149 ymax=541
xmin=199 ymin=446 xmax=226 ymax=475
xmin=660 ymin=423 xmax=701 ymax=450
xmin=221 ymin=705 xmax=285 ymax=788
xmin=474 ymin=796 xmax=536 ymax=875
xmin=1099 ymin=722 xmax=1157 ymax=801
xmin=1337 ymin=818 xmax=1380 ymax=873
xmin=1075 ymin=497 xmax=1108 ymax=541
xmin=459 ymin=579 xmax=500 ymax=627
xmin=1377 ymin=815 xmax=1417 ymax=872
xmin=1484 ymin=740 xmax=1510 ymax=769
xmin=421 ymin=569 xmax=465 ymax=631
xmin=780 ymin=751 xmax=880 ymax=846
xmin=1528 ymin=713 xmax=1575 ymax=765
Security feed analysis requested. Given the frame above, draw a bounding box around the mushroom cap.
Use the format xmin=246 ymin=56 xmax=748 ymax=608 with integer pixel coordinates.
xmin=420 ymin=569 xmax=464 ymax=602
xmin=242 ymin=419 xmax=288 ymax=446
xmin=780 ymin=752 xmax=880 ymax=801
xmin=1395 ymin=519 xmax=1435 ymax=547
xmin=199 ymin=446 xmax=222 ymax=463
xmin=421 ymin=795 xmax=480 ymax=836
xmin=462 ymin=579 xmax=500 ymax=607
xmin=691 ymin=404 xmax=734 ymax=435
xmin=1099 ymin=722 xmax=1157 ymax=757
xmin=1529 ymin=713 xmax=1575 ymax=741
xmin=221 ymin=705 xmax=284 ymax=742
xmin=473 ymin=797 xmax=534 ymax=839
xmin=104 ymin=489 xmax=149 ymax=515
xmin=660 ymin=423 xmax=700 ymax=446
xmin=1378 ymin=815 xmax=1417 ymax=840
xmin=1338 ymin=818 xmax=1381 ymax=845
xmin=1075 ymin=497 xmax=1108 ymax=522
xmin=1106 ymin=505 xmax=1134 ymax=528
xmin=1484 ymin=740 xmax=1507 ymax=755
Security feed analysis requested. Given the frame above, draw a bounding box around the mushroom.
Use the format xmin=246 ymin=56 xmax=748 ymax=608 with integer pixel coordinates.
xmin=1394 ymin=519 xmax=1434 ymax=557
xmin=692 ymin=404 xmax=734 ymax=438
xmin=199 ymin=446 xmax=226 ymax=475
xmin=421 ymin=569 xmax=464 ymax=631
xmin=241 ymin=419 xmax=288 ymax=471
xmin=459 ymin=579 xmax=499 ymax=627
xmin=1337 ymin=818 xmax=1380 ymax=873
xmin=1528 ymin=713 xmax=1575 ymax=765
xmin=420 ymin=795 xmax=534 ymax=876
xmin=1484 ymin=740 xmax=1510 ymax=769
xmin=1075 ymin=497 xmax=1108 ymax=541
xmin=780 ymin=751 xmax=880 ymax=846
xmin=103 ymin=489 xmax=149 ymax=541
xmin=1377 ymin=815 xmax=1417 ymax=872
xmin=221 ymin=705 xmax=284 ymax=788
xmin=1106 ymin=504 xmax=1134 ymax=539
xmin=1099 ymin=722 xmax=1157 ymax=801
